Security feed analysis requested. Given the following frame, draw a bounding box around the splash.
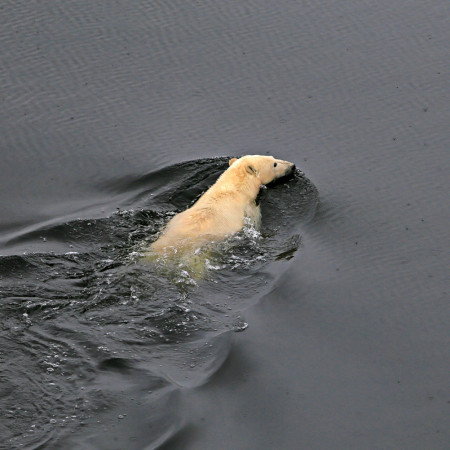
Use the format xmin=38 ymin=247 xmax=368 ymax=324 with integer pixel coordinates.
xmin=0 ymin=159 xmax=318 ymax=448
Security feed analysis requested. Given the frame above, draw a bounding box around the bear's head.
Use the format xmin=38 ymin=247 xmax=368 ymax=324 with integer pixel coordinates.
xmin=229 ymin=155 xmax=295 ymax=185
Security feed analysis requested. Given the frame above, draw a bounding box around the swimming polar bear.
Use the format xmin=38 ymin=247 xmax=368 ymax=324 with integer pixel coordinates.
xmin=147 ymin=155 xmax=295 ymax=256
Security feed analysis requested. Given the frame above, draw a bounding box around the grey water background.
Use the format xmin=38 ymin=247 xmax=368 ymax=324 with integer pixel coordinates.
xmin=1 ymin=0 xmax=449 ymax=448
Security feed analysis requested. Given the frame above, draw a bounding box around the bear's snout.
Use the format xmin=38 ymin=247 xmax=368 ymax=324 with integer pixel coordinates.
xmin=285 ymin=163 xmax=295 ymax=176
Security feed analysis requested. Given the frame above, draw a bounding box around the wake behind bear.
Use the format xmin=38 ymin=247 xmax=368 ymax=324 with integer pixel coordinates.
xmin=143 ymin=155 xmax=295 ymax=274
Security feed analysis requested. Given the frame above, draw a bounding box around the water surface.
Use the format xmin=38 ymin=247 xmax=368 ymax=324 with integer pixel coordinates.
xmin=1 ymin=0 xmax=449 ymax=448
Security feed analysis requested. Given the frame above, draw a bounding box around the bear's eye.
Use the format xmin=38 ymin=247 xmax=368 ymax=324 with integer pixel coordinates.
xmin=273 ymin=162 xmax=277 ymax=167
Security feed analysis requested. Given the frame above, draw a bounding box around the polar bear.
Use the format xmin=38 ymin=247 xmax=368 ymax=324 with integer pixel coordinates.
xmin=147 ymin=155 xmax=295 ymax=257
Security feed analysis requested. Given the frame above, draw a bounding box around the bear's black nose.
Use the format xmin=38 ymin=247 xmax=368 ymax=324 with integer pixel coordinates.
xmin=292 ymin=164 xmax=296 ymax=171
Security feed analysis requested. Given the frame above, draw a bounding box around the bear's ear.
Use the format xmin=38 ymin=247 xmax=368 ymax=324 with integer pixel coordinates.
xmin=246 ymin=165 xmax=258 ymax=176
xmin=229 ymin=158 xmax=238 ymax=166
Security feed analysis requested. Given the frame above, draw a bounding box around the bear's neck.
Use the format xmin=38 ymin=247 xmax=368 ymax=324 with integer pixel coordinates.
xmin=211 ymin=166 xmax=261 ymax=201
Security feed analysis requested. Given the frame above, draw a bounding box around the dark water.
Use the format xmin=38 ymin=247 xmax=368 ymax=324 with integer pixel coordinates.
xmin=1 ymin=1 xmax=449 ymax=449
